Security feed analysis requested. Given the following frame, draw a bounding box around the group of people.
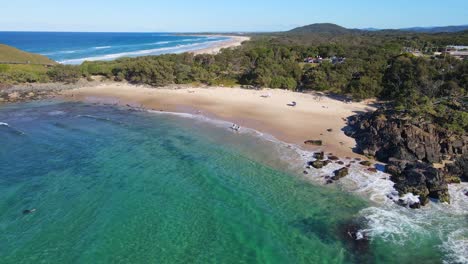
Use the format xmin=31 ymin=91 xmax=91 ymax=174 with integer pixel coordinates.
xmin=230 ymin=123 xmax=241 ymax=132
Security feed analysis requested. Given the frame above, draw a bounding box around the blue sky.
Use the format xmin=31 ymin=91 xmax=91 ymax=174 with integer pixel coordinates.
xmin=1 ymin=0 xmax=467 ymax=32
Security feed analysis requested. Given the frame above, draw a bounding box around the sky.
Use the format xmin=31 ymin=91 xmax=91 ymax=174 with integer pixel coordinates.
xmin=1 ymin=0 xmax=467 ymax=32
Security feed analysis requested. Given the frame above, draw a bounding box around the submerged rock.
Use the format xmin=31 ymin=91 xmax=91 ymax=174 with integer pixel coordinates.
xmin=328 ymin=155 xmax=339 ymax=161
xmin=337 ymin=219 xmax=372 ymax=263
xmin=22 ymin=209 xmax=36 ymax=215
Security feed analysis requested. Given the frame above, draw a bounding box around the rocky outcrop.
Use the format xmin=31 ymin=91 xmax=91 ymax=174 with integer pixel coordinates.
xmin=346 ymin=108 xmax=467 ymax=206
xmin=445 ymin=156 xmax=468 ymax=182
xmin=385 ymin=158 xmax=449 ymax=206
xmin=346 ymin=109 xmax=467 ymax=164
xmin=0 ymin=80 xmax=102 ymax=104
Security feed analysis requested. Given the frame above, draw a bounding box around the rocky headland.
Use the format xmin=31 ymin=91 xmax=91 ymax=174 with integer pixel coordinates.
xmin=345 ymin=108 xmax=467 ymax=207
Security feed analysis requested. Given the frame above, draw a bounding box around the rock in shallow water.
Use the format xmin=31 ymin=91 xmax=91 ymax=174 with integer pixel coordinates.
xmin=304 ymin=140 xmax=323 ymax=146
xmin=313 ymin=152 xmax=325 ymax=160
xmin=332 ymin=168 xmax=349 ymax=181
xmin=308 ymin=160 xmax=331 ymax=169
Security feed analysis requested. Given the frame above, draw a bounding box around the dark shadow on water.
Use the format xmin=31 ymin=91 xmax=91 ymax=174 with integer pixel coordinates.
xmin=291 ymin=217 xmax=374 ymax=263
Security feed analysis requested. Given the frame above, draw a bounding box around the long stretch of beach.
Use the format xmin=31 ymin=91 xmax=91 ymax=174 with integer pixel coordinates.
xmin=61 ymin=83 xmax=375 ymax=157
xmin=191 ymin=36 xmax=250 ymax=54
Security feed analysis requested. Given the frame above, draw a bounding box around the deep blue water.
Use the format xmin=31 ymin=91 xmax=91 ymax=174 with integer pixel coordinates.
xmin=0 ymin=32 xmax=229 ymax=64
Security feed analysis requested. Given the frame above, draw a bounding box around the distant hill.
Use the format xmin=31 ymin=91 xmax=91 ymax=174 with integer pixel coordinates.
xmin=399 ymin=25 xmax=468 ymax=33
xmin=0 ymin=44 xmax=56 ymax=65
xmin=288 ymin=23 xmax=356 ymax=34
xmin=288 ymin=23 xmax=468 ymax=35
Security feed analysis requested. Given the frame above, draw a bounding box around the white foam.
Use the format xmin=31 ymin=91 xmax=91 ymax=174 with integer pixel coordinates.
xmin=48 ymin=111 xmax=66 ymax=116
xmin=141 ymin=107 xmax=468 ymax=261
xmin=59 ymin=42 xmax=212 ymax=64
xmin=441 ymin=228 xmax=468 ymax=264
xmin=0 ymin=122 xmax=25 ymax=135
xmin=149 ymin=41 xmax=170 ymax=45
xmin=42 ymin=50 xmax=79 ymax=55
xmin=94 ymin=46 xmax=112 ymax=50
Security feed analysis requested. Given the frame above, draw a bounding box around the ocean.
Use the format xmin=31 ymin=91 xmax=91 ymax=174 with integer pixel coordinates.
xmin=0 ymin=32 xmax=229 ymax=64
xmin=0 ymin=101 xmax=467 ymax=263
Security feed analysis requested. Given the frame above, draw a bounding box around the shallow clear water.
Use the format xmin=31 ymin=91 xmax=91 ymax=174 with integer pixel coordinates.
xmin=0 ymin=32 xmax=228 ymax=64
xmin=0 ymin=102 xmax=466 ymax=263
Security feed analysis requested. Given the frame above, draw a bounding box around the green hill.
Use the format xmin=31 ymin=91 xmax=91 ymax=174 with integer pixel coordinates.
xmin=288 ymin=23 xmax=356 ymax=35
xmin=0 ymin=44 xmax=56 ymax=65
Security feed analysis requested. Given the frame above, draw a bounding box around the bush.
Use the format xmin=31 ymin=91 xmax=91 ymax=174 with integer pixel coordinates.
xmin=47 ymin=65 xmax=81 ymax=83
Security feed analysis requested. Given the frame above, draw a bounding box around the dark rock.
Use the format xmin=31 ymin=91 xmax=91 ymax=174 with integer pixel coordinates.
xmin=23 ymin=209 xmax=36 ymax=215
xmin=337 ymin=220 xmax=372 ymax=263
xmin=359 ymin=161 xmax=372 ymax=167
xmin=367 ymin=168 xmax=378 ymax=173
xmin=409 ymin=202 xmax=421 ymax=209
xmin=304 ymin=140 xmax=323 ymax=146
xmin=332 ymin=168 xmax=349 ymax=180
xmin=327 ymin=128 xmax=333 ymax=132
xmin=313 ymin=152 xmax=325 ymax=160
xmin=326 ymin=179 xmax=334 ymax=184
xmin=445 ymin=156 xmax=468 ymax=182
xmin=347 ymin=108 xmax=468 ymax=206
xmin=336 ymin=161 xmax=345 ymax=165
xmin=385 ymin=159 xmax=449 ymax=205
xmin=303 ymin=171 xmax=309 ymax=175
xmin=328 ymin=155 xmax=339 ymax=161
xmin=346 ymin=109 xmax=467 ymax=165
xmin=310 ymin=160 xmax=325 ymax=169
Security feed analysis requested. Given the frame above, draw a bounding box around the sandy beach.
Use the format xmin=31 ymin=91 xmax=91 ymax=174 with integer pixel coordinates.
xmin=191 ymin=36 xmax=250 ymax=55
xmin=61 ymin=83 xmax=376 ymax=157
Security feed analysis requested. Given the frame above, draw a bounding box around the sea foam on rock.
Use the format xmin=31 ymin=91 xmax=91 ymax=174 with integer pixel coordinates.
xmin=346 ymin=108 xmax=467 ymax=205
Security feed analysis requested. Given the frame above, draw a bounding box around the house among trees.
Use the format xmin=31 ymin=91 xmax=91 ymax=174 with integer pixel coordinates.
xmin=304 ymin=56 xmax=345 ymax=64
xmin=444 ymin=45 xmax=468 ymax=60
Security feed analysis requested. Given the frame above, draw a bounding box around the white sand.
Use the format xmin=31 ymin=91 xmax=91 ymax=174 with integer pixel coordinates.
xmin=62 ymin=83 xmax=376 ymax=157
xmin=191 ymin=36 xmax=250 ymax=55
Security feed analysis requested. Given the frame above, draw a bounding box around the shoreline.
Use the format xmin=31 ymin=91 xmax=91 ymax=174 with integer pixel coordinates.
xmin=3 ymin=83 xmax=468 ymax=262
xmin=191 ymin=35 xmax=250 ymax=55
xmin=59 ymin=82 xmax=375 ymax=158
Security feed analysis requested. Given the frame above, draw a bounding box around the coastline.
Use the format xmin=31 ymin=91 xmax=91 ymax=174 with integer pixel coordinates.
xmin=3 ymin=82 xmax=468 ymax=262
xmin=191 ymin=35 xmax=250 ymax=55
xmin=59 ymin=82 xmax=375 ymax=158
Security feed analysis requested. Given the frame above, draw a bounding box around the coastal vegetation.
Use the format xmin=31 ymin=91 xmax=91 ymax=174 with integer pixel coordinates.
xmin=1 ymin=25 xmax=467 ymax=134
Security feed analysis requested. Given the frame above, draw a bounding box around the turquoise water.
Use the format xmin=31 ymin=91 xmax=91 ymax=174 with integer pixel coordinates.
xmin=0 ymin=102 xmax=465 ymax=263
